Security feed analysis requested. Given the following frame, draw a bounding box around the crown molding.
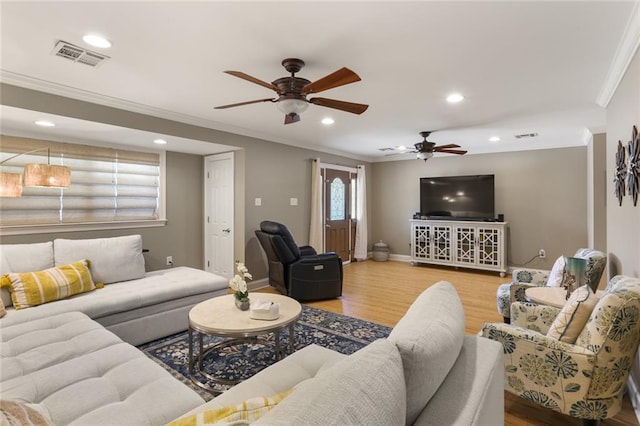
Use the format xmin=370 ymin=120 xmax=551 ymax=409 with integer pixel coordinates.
xmin=0 ymin=70 xmax=248 ymax=132
xmin=596 ymin=0 xmax=640 ymax=108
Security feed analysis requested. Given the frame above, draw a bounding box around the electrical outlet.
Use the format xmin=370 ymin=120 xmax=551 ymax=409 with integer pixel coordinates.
xmin=538 ymin=249 xmax=546 ymax=259
xmin=166 ymin=256 xmax=173 ymax=266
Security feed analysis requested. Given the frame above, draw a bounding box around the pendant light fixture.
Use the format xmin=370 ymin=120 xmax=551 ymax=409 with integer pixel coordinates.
xmin=0 ymin=147 xmax=71 ymax=197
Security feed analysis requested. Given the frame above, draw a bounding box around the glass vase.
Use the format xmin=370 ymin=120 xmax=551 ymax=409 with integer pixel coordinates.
xmin=563 ymin=257 xmax=587 ymax=299
xmin=234 ymin=297 xmax=250 ymax=311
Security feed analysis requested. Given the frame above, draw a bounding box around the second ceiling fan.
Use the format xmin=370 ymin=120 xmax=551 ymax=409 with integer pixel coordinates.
xmin=215 ymin=58 xmax=368 ymax=124
xmin=412 ymin=131 xmax=467 ymax=161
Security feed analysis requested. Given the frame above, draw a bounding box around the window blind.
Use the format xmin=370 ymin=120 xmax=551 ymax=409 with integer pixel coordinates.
xmin=0 ymin=137 xmax=160 ymax=226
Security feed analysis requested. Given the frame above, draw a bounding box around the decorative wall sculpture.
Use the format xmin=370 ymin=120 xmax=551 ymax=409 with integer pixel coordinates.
xmin=614 ymin=140 xmax=626 ymax=206
xmin=627 ymin=125 xmax=639 ymax=206
xmin=614 ymin=125 xmax=639 ymax=207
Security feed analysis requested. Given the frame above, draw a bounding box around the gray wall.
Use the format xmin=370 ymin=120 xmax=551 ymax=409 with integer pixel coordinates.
xmin=0 ymin=84 xmax=371 ymax=280
xmin=371 ymin=147 xmax=595 ymax=269
xmin=0 ymin=151 xmax=204 ymax=272
xmin=605 ymin=46 xmax=640 ymax=409
xmin=241 ymin=140 xmax=369 ymax=277
xmin=588 ymin=133 xmax=607 ymax=257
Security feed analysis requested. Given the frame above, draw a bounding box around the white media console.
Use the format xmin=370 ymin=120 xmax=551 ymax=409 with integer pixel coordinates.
xmin=410 ymin=219 xmax=508 ymax=276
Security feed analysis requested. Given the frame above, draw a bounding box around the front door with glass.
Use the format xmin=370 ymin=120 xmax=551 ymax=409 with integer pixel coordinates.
xmin=324 ymin=169 xmax=351 ymax=262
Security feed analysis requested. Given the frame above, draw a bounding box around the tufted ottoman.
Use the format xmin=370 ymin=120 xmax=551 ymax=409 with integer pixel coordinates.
xmin=0 ymin=311 xmax=203 ymax=425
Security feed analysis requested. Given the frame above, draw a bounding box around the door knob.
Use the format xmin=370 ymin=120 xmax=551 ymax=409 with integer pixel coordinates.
xmin=223 ymin=228 xmax=231 ymax=233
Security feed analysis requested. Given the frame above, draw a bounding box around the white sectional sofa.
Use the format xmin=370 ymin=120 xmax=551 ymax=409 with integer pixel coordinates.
xmin=1 ymin=236 xmax=504 ymax=425
xmin=0 ymin=235 xmax=228 ymax=345
xmin=173 ymin=281 xmax=505 ymax=425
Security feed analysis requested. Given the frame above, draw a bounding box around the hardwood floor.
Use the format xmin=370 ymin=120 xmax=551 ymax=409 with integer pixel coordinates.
xmin=258 ymin=260 xmax=639 ymax=425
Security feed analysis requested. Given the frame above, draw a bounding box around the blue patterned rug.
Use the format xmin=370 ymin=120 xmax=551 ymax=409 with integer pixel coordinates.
xmin=137 ymin=305 xmax=391 ymax=400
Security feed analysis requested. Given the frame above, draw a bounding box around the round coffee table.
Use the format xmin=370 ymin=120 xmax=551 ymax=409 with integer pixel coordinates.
xmin=188 ymin=293 xmax=302 ymax=391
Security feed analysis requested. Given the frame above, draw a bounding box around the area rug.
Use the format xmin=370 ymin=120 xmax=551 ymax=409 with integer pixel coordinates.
xmin=137 ymin=305 xmax=391 ymax=400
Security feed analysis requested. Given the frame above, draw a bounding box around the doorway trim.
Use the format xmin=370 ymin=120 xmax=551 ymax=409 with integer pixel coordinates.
xmin=204 ymin=151 xmax=235 ymax=279
xmin=320 ymin=162 xmax=358 ymax=264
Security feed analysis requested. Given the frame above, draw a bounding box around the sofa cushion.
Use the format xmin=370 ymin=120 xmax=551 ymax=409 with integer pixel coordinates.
xmin=175 ymin=344 xmax=347 ymax=420
xmin=546 ymin=256 xmax=566 ymax=287
xmin=0 ymin=312 xmax=203 ymax=425
xmin=0 ymin=242 xmax=55 ymax=308
xmin=0 ymin=267 xmax=228 ymax=327
xmin=255 ymin=339 xmax=406 ymax=425
xmin=547 ymin=285 xmax=597 ymax=343
xmin=54 ymin=235 xmax=145 ymax=284
xmin=387 ymin=281 xmax=465 ymax=425
xmin=1 ymin=260 xmax=98 ymax=310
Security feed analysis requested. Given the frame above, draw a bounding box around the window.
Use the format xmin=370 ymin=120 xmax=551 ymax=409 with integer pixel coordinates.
xmin=1 ymin=136 xmax=164 ymax=234
xmin=329 ymin=177 xmax=345 ymax=221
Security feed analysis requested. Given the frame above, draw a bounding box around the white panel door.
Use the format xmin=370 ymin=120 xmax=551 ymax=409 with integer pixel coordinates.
xmin=205 ymin=152 xmax=234 ymax=279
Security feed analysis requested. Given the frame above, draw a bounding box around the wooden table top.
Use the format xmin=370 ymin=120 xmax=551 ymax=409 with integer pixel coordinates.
xmin=189 ymin=293 xmax=301 ymax=336
xmin=525 ymin=286 xmax=605 ymax=309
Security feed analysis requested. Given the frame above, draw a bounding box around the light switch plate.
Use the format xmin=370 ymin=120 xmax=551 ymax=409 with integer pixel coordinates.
xmin=255 ymin=198 xmax=262 ymax=206
xmin=290 ymin=197 xmax=298 ymax=206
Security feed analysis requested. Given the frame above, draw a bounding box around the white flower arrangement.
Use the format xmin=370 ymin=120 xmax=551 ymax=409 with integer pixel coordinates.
xmin=229 ymin=262 xmax=252 ymax=301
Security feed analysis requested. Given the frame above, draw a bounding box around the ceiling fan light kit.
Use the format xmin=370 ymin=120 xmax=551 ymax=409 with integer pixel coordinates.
xmin=398 ymin=131 xmax=469 ymax=162
xmin=215 ymin=58 xmax=368 ymax=124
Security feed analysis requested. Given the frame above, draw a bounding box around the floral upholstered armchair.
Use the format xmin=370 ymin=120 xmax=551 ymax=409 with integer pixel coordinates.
xmin=496 ymin=248 xmax=606 ymax=322
xmin=482 ymin=275 xmax=640 ymax=424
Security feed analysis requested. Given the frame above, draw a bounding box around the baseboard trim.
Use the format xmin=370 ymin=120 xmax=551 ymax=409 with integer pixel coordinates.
xmin=248 ymin=278 xmax=269 ymax=291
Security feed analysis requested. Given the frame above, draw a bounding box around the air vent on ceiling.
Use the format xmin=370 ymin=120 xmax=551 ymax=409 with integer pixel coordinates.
xmin=514 ymin=132 xmax=539 ymax=139
xmin=52 ymin=40 xmax=110 ymax=67
xmin=378 ymin=147 xmax=395 ymax=152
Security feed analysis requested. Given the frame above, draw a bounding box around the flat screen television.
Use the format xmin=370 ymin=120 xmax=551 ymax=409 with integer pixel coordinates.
xmin=420 ymin=174 xmax=495 ymax=220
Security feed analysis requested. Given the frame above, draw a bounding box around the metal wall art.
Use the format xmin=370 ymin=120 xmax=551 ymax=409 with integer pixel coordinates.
xmin=614 ymin=125 xmax=639 ymax=207
xmin=627 ymin=125 xmax=639 ymax=206
xmin=614 ymin=140 xmax=626 ymax=206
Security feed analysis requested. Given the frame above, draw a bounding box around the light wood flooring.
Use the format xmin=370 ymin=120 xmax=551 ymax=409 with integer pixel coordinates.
xmin=257 ymin=260 xmax=639 ymax=426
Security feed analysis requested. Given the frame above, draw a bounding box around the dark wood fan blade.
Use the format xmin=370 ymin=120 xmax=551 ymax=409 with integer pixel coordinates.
xmin=435 ymin=149 xmax=467 ymax=155
xmin=224 ymin=71 xmax=279 ymax=91
xmin=214 ymin=98 xmax=276 ymax=109
xmin=435 ymin=144 xmax=461 ymax=149
xmin=308 ymin=97 xmax=369 ymax=114
xmin=302 ymin=67 xmax=361 ymax=94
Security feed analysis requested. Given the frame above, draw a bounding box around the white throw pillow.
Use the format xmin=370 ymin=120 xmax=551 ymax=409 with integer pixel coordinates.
xmin=547 ymin=285 xmax=598 ymax=343
xmin=255 ymin=339 xmax=406 ymax=425
xmin=0 ymin=241 xmax=55 ymax=308
xmin=546 ymin=256 xmax=566 ymax=287
xmin=387 ymin=281 xmax=465 ymax=425
xmin=54 ymin=235 xmax=145 ymax=284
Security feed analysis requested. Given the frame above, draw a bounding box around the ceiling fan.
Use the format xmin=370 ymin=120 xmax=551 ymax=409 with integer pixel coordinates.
xmin=214 ymin=58 xmax=368 ymax=124
xmin=411 ymin=131 xmax=467 ymax=161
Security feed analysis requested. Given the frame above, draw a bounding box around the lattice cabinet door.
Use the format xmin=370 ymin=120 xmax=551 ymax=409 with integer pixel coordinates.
xmin=411 ymin=223 xmax=431 ymax=260
xmin=477 ymin=227 xmax=501 ymax=268
xmin=431 ymin=225 xmax=452 ymax=262
xmin=455 ymin=226 xmax=476 ymax=265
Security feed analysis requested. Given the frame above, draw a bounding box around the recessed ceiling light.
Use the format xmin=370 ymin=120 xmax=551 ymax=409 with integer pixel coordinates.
xmin=446 ymin=93 xmax=464 ymax=103
xmin=153 ymin=139 xmax=167 ymax=145
xmin=489 ymin=136 xmax=501 ymax=142
xmin=35 ymin=120 xmax=55 ymax=127
xmin=82 ymin=34 xmax=111 ymax=49
xmin=321 ymin=117 xmax=335 ymax=125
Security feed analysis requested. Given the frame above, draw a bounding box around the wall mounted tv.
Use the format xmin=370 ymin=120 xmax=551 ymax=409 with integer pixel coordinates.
xmin=420 ymin=174 xmax=495 ymax=220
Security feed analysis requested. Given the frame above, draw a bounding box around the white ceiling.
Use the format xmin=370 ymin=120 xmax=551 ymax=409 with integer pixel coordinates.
xmin=1 ymin=1 xmax=638 ymax=162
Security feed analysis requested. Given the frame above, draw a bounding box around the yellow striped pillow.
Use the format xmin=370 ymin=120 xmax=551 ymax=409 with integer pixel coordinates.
xmin=0 ymin=259 xmax=101 ymax=310
xmin=169 ymin=389 xmax=292 ymax=426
